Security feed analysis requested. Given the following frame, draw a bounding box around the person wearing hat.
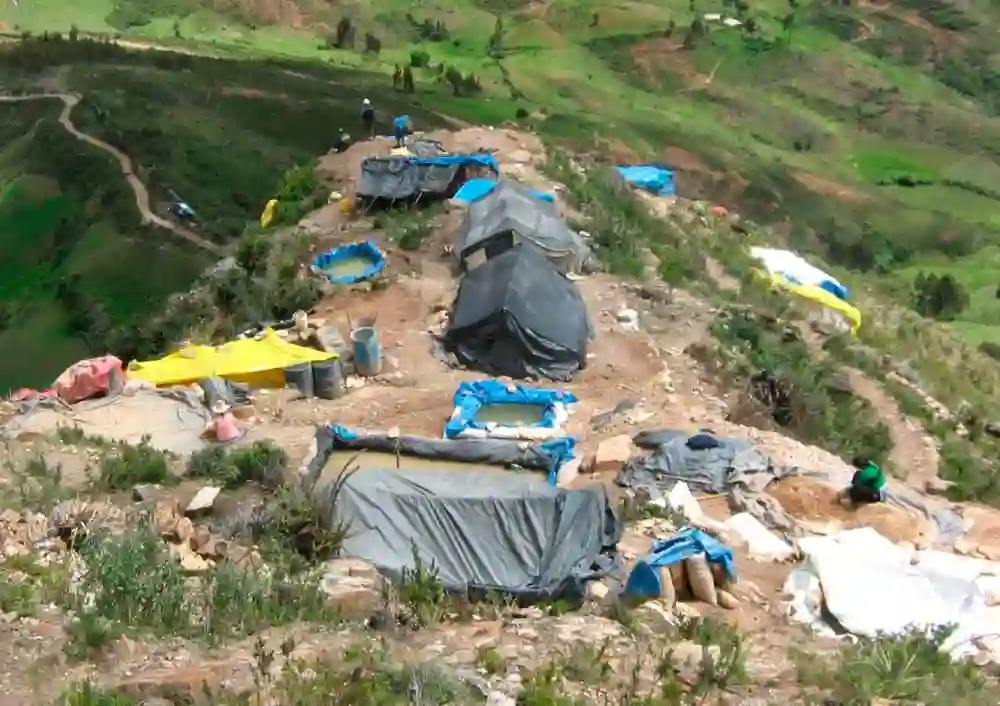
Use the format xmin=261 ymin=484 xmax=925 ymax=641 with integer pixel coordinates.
xmin=210 ymin=399 xmax=241 ymax=443
xmin=360 ymin=98 xmax=376 ymax=139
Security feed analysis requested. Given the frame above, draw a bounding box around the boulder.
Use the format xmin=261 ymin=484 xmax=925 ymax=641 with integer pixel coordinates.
xmin=584 ymin=435 xmax=633 ymax=475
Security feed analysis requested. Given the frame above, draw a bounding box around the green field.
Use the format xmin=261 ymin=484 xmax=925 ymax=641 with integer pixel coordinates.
xmin=2 ymin=0 xmax=1000 ymax=379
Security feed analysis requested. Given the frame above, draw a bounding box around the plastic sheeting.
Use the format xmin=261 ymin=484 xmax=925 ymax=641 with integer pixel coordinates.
xmin=298 ymin=424 xmax=577 ymax=493
xmin=315 ymin=465 xmax=620 ymax=599
xmin=311 ymin=241 xmax=386 ymax=285
xmin=750 ymin=247 xmax=849 ymax=301
xmin=617 ymin=429 xmax=776 ymax=495
xmin=624 ymin=528 xmax=736 ymax=598
xmin=615 ymin=164 xmax=676 ymax=196
xmin=453 ymin=178 xmax=554 ymax=204
xmin=454 ymin=181 xmax=594 ymax=275
xmin=127 ymin=329 xmax=336 ymax=388
xmin=444 ymin=243 xmax=592 ymax=381
xmin=793 ymin=527 xmax=1000 ymax=660
xmin=445 ymin=379 xmax=577 ymax=441
xmin=356 ymin=154 xmax=499 ymax=200
xmin=766 ymin=274 xmax=863 ymax=333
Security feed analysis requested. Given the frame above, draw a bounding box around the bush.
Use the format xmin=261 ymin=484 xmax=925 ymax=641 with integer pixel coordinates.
xmin=912 ymin=271 xmax=969 ymax=321
xmin=186 ymin=441 xmax=287 ymax=489
xmin=98 ymin=438 xmax=176 ymax=490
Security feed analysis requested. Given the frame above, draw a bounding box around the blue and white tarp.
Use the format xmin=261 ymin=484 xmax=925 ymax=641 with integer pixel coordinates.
xmin=616 ymin=164 xmax=676 ymax=197
xmin=453 ymin=178 xmax=555 ymax=205
xmin=624 ymin=527 xmax=736 ymax=598
xmin=445 ymin=379 xmax=578 ymax=441
xmin=749 ymin=246 xmax=849 ymax=301
xmin=311 ymin=241 xmax=386 ymax=286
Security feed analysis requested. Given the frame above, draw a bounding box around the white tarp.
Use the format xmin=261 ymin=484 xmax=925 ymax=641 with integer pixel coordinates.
xmin=790 ymin=527 xmax=1000 ymax=661
xmin=749 ymin=246 xmax=848 ymax=299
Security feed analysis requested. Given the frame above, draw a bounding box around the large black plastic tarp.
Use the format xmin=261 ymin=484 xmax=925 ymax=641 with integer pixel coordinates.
xmin=312 ymin=465 xmax=620 ymax=600
xmin=356 ymin=157 xmax=460 ymax=200
xmin=454 ymin=181 xmax=595 ymax=275
xmin=443 ymin=243 xmax=591 ymax=381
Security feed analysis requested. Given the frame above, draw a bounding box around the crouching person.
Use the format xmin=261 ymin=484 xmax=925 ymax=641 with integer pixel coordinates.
xmin=841 ymin=455 xmax=887 ymax=507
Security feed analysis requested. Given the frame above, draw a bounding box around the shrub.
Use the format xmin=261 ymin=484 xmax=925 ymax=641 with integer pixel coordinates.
xmin=98 ymin=438 xmax=176 ymax=489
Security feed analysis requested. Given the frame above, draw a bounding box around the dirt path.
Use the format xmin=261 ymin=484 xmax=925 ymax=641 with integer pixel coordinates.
xmin=0 ymin=92 xmax=223 ymax=255
xmin=842 ymin=366 xmax=940 ymax=487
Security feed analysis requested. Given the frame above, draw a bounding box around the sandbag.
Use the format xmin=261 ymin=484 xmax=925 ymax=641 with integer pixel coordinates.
xmin=670 ymin=561 xmax=691 ymax=601
xmin=710 ymin=562 xmax=733 ymax=592
xmin=656 ymin=566 xmax=676 ymax=607
xmin=717 ymin=589 xmax=739 ymax=610
xmin=684 ymin=553 xmax=718 ymax=606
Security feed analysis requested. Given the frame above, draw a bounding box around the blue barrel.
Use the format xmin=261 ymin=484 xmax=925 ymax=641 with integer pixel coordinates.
xmin=283 ymin=362 xmax=314 ymax=398
xmin=351 ymin=326 xmax=382 ymax=376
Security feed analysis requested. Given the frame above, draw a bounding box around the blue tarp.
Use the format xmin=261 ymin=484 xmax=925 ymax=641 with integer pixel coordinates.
xmin=453 ymin=178 xmax=554 ymax=204
xmin=413 ymin=153 xmax=500 ymax=173
xmin=616 ymin=164 xmax=676 ymax=197
xmin=623 ymin=528 xmax=736 ymax=598
xmin=445 ymin=380 xmax=578 ymax=439
xmin=311 ymin=240 xmax=386 ymax=285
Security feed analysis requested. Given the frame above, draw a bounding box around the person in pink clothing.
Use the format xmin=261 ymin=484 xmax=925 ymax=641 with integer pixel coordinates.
xmin=210 ymin=400 xmax=241 ymax=442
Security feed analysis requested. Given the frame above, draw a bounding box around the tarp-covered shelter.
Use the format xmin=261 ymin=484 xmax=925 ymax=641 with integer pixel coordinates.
xmin=616 ymin=164 xmax=676 ymax=196
xmin=311 ymin=464 xmax=620 ymax=600
xmin=127 ymin=329 xmax=335 ymax=388
xmin=443 ymin=243 xmax=592 ymax=381
xmin=454 ymin=181 xmax=594 ymax=275
xmin=356 ymin=153 xmax=499 ymax=202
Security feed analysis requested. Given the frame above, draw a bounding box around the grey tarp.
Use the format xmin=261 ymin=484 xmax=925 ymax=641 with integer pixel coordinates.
xmin=313 ymin=466 xmax=620 ymax=599
xmin=454 ymin=181 xmax=595 ymax=275
xmin=443 ymin=243 xmax=592 ymax=381
xmin=298 ymin=425 xmax=572 ymax=491
xmin=616 ymin=429 xmax=777 ymax=495
xmin=356 ymin=157 xmax=461 ymax=200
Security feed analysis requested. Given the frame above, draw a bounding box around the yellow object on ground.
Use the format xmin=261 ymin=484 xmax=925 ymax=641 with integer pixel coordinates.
xmin=127 ymin=329 xmax=336 ymax=388
xmin=390 ymin=146 xmax=413 ymax=156
xmin=765 ymin=272 xmax=862 ymax=332
xmin=260 ymin=198 xmax=279 ymax=228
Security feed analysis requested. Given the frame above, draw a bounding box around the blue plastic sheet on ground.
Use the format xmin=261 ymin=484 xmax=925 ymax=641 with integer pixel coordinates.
xmin=444 ymin=379 xmax=578 ymax=439
xmin=324 ymin=423 xmax=574 ymax=486
xmin=311 ymin=241 xmax=386 ymax=285
xmin=624 ymin=528 xmax=736 ymax=598
xmin=616 ymin=164 xmax=676 ymax=196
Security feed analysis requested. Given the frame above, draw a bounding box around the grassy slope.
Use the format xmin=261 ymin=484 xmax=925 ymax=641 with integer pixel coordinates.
xmin=6 ymin=1 xmax=1000 ymax=335
xmin=0 ymin=39 xmax=451 ymax=390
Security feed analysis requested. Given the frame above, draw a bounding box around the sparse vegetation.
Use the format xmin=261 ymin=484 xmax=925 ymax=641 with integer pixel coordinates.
xmin=97 ymin=437 xmax=176 ymax=490
xmin=186 ymin=440 xmax=287 ymax=489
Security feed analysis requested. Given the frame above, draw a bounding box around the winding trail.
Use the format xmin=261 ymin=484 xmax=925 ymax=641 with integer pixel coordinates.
xmin=0 ymin=92 xmax=223 ymax=254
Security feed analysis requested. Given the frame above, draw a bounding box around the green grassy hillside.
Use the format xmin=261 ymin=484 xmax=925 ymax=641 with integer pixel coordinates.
xmin=5 ymin=0 xmax=1000 ymax=343
xmin=0 ymin=38 xmax=448 ymax=390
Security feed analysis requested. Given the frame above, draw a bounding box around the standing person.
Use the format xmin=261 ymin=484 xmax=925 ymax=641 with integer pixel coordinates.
xmin=840 ymin=455 xmax=887 ymax=507
xmin=392 ymin=114 xmax=410 ymax=148
xmin=360 ymin=98 xmax=376 ymax=139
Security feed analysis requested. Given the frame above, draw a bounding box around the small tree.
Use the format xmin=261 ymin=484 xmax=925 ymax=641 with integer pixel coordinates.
xmin=445 ymin=66 xmax=464 ymax=96
xmin=912 ymin=272 xmax=969 ymax=321
xmin=402 ymin=65 xmax=415 ymax=93
xmin=487 ymin=16 xmax=505 ymax=59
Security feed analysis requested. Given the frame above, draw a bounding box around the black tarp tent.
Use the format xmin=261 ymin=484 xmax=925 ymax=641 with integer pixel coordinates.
xmin=443 ymin=243 xmax=591 ymax=381
xmin=310 ymin=464 xmax=620 ymax=600
xmin=356 ymin=153 xmax=499 ymax=202
xmin=454 ymin=181 xmax=595 ymax=275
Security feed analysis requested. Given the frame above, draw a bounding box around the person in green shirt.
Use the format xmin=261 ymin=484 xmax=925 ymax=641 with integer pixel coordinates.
xmin=843 ymin=456 xmax=887 ymax=507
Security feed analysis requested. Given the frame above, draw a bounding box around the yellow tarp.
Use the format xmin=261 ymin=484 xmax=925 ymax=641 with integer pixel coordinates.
xmin=127 ymin=329 xmax=337 ymax=388
xmin=260 ymin=198 xmax=278 ymax=228
xmin=768 ymin=273 xmax=863 ymax=333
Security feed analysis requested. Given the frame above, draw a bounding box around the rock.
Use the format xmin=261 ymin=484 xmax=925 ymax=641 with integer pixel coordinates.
xmin=616 ymin=308 xmax=639 ymax=331
xmin=585 ymin=580 xmax=610 ymax=603
xmin=486 ymin=692 xmax=517 ymax=706
xmin=226 ymin=544 xmax=263 ymax=570
xmin=673 ymin=602 xmax=701 ymax=621
xmin=173 ymin=517 xmax=195 ymax=544
xmin=979 ymin=544 xmax=1000 ymax=563
xmin=0 ymin=509 xmax=20 ymax=526
xmin=825 ymin=371 xmax=853 ymax=395
xmin=132 ymin=484 xmax=165 ymax=502
xmin=152 ymin=500 xmax=180 ymax=536
xmin=191 ymin=528 xmax=227 ymax=558
xmin=985 ymin=422 xmax=1000 ymax=439
xmin=925 ymin=477 xmax=953 ymax=496
xmin=184 ymin=487 xmax=220 ymax=516
xmin=556 ymin=457 xmax=582 ymax=487
xmin=169 ymin=542 xmax=209 ymax=573
xmin=673 ymin=640 xmax=721 ymax=669
xmin=584 ymin=435 xmax=633 ymax=475
xmin=321 ymin=558 xmax=383 ymax=616
xmin=954 ymin=537 xmax=978 ymax=556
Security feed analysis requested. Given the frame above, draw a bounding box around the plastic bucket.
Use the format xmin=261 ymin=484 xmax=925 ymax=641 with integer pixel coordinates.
xmin=313 ymin=358 xmax=344 ymax=399
xmin=350 ymin=326 xmax=382 ymax=377
xmin=283 ymin=362 xmax=314 ymax=398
